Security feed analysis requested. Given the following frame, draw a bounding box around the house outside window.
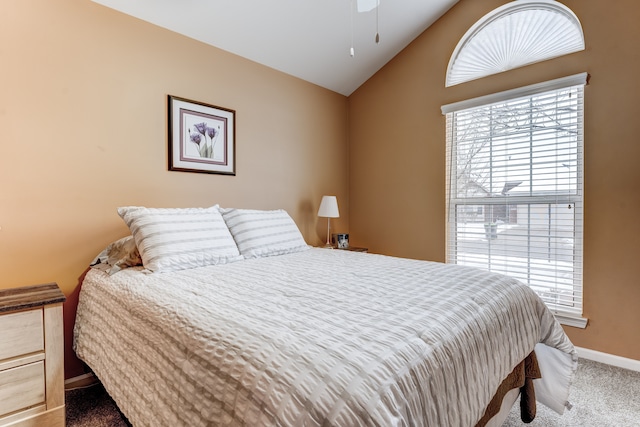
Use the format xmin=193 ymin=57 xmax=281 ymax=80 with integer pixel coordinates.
xmin=442 ymin=74 xmax=587 ymax=327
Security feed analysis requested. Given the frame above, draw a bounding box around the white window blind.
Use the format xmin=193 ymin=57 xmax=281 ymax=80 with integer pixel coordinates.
xmin=444 ymin=75 xmax=585 ymax=323
xmin=446 ymin=1 xmax=585 ymax=87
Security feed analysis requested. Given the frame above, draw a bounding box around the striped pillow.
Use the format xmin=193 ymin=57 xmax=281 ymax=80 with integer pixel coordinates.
xmin=220 ymin=208 xmax=309 ymax=258
xmin=118 ymin=205 xmax=242 ymax=273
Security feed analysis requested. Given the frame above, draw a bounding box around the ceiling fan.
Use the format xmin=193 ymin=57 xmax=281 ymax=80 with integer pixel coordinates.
xmin=351 ymin=0 xmax=380 ymax=56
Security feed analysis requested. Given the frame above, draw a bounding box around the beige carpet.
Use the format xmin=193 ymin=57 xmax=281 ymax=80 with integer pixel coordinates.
xmin=503 ymin=358 xmax=640 ymax=426
xmin=66 ymin=358 xmax=639 ymax=426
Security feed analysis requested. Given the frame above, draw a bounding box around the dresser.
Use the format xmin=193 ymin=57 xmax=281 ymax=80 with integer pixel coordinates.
xmin=0 ymin=283 xmax=66 ymax=427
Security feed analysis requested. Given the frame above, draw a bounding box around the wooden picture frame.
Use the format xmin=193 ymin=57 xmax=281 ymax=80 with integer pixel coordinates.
xmin=168 ymin=95 xmax=236 ymax=175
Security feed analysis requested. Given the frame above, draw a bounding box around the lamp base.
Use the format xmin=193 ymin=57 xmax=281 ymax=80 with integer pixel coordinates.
xmin=324 ymin=217 xmax=334 ymax=249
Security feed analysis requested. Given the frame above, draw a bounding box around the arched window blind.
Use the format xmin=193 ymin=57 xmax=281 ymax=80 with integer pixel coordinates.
xmin=442 ymin=73 xmax=587 ymax=327
xmin=446 ymin=0 xmax=585 ymax=87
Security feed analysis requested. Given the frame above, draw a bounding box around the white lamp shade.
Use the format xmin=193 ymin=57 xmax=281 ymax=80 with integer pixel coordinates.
xmin=317 ymin=196 xmax=339 ymax=218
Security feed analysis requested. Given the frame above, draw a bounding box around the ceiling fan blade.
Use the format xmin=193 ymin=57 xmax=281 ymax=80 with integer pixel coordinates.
xmin=357 ymin=0 xmax=379 ymax=13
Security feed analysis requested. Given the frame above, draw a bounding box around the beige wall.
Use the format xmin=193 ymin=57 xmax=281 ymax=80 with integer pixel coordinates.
xmin=349 ymin=0 xmax=640 ymax=360
xmin=3 ymin=0 xmax=637 ymax=380
xmin=0 ymin=0 xmax=349 ymax=377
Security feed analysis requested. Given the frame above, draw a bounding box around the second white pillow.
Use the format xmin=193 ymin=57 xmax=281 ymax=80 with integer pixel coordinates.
xmin=220 ymin=208 xmax=309 ymax=259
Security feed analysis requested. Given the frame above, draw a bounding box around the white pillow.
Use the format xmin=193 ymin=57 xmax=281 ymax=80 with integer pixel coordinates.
xmin=220 ymin=208 xmax=309 ymax=258
xmin=117 ymin=205 xmax=242 ymax=273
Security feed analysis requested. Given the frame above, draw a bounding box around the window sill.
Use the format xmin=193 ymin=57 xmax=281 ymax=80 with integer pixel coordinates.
xmin=555 ymin=313 xmax=588 ymax=329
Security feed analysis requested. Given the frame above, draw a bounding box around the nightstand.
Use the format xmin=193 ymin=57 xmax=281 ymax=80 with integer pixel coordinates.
xmin=337 ymin=246 xmax=368 ymax=253
xmin=0 ymin=283 xmax=66 ymax=427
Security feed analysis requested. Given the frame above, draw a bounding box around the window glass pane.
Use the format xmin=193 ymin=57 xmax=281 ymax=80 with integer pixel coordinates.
xmin=454 ymin=88 xmax=580 ymax=198
xmin=453 ymin=202 xmax=577 ymax=311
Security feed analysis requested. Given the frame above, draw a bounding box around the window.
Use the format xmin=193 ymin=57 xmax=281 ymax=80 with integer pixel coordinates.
xmin=442 ymin=73 xmax=586 ymax=326
xmin=446 ymin=0 xmax=585 ymax=87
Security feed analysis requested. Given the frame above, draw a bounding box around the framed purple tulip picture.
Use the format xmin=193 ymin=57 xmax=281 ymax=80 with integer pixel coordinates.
xmin=168 ymin=95 xmax=236 ymax=175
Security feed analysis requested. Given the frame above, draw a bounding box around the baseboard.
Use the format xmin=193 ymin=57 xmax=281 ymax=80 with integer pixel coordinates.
xmin=64 ymin=372 xmax=98 ymax=390
xmin=576 ymin=346 xmax=640 ymax=372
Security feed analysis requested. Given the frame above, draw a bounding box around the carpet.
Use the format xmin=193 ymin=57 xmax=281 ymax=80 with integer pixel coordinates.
xmin=503 ymin=358 xmax=640 ymax=426
xmin=66 ymin=383 xmax=129 ymax=427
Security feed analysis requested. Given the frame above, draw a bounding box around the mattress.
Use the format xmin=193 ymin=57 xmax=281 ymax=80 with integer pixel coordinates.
xmin=74 ymin=248 xmax=576 ymax=426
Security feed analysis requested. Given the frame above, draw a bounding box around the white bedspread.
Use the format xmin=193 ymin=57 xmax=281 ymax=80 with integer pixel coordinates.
xmin=74 ymin=248 xmax=576 ymax=427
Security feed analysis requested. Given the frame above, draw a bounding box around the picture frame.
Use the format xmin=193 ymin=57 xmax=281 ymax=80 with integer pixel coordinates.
xmin=332 ymin=233 xmax=349 ymax=249
xmin=168 ymin=95 xmax=236 ymax=175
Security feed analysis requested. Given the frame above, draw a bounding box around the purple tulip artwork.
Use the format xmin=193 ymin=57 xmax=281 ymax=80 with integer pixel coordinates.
xmin=168 ymin=95 xmax=236 ymax=175
xmin=189 ymin=123 xmax=220 ymax=159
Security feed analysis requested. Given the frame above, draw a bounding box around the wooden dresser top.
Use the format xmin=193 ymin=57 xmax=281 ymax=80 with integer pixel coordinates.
xmin=0 ymin=283 xmax=66 ymax=313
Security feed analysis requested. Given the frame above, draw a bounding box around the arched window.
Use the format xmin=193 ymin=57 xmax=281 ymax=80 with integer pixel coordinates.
xmin=446 ymin=0 xmax=585 ymax=87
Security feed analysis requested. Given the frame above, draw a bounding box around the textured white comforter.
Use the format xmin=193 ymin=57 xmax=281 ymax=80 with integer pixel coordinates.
xmin=74 ymin=248 xmax=576 ymax=427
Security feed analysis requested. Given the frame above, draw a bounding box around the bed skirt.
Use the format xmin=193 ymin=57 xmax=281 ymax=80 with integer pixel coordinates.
xmin=477 ymin=351 xmax=541 ymax=426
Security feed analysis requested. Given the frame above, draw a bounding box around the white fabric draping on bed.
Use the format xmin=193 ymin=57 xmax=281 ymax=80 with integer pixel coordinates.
xmin=74 ymin=248 xmax=576 ymax=427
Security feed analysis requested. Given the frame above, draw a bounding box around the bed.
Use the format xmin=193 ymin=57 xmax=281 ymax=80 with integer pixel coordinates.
xmin=73 ymin=205 xmax=577 ymax=427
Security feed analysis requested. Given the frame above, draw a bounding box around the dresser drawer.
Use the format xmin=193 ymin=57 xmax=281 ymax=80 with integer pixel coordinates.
xmin=0 ymin=284 xmax=66 ymax=427
xmin=0 ymin=361 xmax=45 ymax=418
xmin=0 ymin=309 xmax=44 ymax=362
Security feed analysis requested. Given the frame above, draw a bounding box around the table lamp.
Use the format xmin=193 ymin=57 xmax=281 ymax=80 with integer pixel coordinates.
xmin=317 ymin=195 xmax=340 ymax=248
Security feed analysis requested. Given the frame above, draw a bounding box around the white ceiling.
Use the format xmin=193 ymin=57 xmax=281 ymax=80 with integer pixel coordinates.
xmin=92 ymin=0 xmax=459 ymax=96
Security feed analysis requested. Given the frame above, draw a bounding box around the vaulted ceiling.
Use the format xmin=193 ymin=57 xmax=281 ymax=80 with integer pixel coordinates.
xmin=92 ymin=0 xmax=459 ymax=96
